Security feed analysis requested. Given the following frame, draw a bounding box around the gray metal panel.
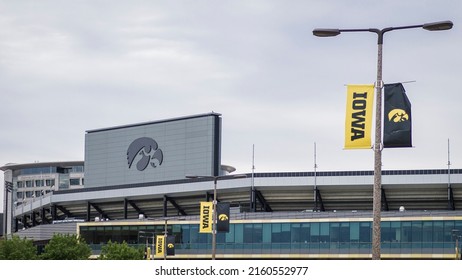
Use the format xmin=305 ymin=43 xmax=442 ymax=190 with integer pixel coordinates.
xmin=85 ymin=114 xmax=221 ymax=188
xmin=13 ymin=223 xmax=78 ymax=241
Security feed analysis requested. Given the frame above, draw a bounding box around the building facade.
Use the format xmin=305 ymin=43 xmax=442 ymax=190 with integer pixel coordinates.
xmin=2 ymin=113 xmax=462 ymax=259
xmin=77 ymin=211 xmax=462 ymax=259
xmin=1 ymin=161 xmax=84 ymax=234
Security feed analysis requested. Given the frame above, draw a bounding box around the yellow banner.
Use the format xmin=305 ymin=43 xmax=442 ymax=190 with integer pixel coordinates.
xmin=200 ymin=201 xmax=213 ymax=233
xmin=345 ymin=84 xmax=374 ymax=149
xmin=146 ymin=247 xmax=151 ymax=260
xmin=155 ymin=235 xmax=165 ymax=258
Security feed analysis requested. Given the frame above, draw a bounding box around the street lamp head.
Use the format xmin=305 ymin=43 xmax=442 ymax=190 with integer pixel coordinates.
xmin=312 ymin=28 xmax=341 ymax=37
xmin=423 ymin=20 xmax=453 ymax=31
xmin=221 ymin=164 xmax=236 ymax=174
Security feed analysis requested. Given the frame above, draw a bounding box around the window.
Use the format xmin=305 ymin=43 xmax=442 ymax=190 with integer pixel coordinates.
xmin=291 ymin=223 xmax=301 ymax=243
xmin=391 ymin=222 xmax=401 ymax=242
xmin=281 ymin=224 xmax=290 ymax=243
xmin=320 ymin=223 xmax=329 ymax=243
xmin=262 ymin=224 xmax=271 ymax=243
xmin=444 ymin=221 xmax=455 ymax=242
xmin=225 ymin=224 xmax=234 ymax=243
xmin=359 ymin=222 xmax=371 ymax=244
xmin=339 ymin=223 xmax=350 ymax=243
xmin=411 ymin=221 xmax=422 ymax=249
xmin=70 ymin=178 xmax=80 ymax=186
xmin=330 ymin=223 xmax=340 ymax=244
xmin=234 ymin=224 xmax=243 ymax=243
xmin=71 ymin=166 xmax=84 ymax=173
xmin=244 ymin=224 xmax=253 ymax=243
xmin=253 ymin=224 xmax=263 ymax=243
xmin=272 ymin=223 xmax=282 ymax=243
xmin=412 ymin=221 xmax=422 ymax=243
xmin=350 ymin=222 xmax=359 ymax=243
xmin=300 ymin=223 xmax=310 ymax=243
xmin=310 ymin=223 xmax=320 ymax=243
xmin=422 ymin=221 xmax=433 ymax=244
xmin=433 ymin=221 xmax=444 ymax=245
xmin=181 ymin=225 xmax=191 ymax=245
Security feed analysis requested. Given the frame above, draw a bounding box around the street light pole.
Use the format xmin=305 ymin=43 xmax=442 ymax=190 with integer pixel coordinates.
xmin=211 ymin=177 xmax=218 ymax=260
xmin=452 ymin=229 xmax=461 ymax=260
xmin=138 ymin=230 xmax=152 ymax=260
xmin=313 ymin=20 xmax=453 ymax=260
xmin=373 ymin=29 xmax=384 ymax=261
xmin=164 ymin=218 xmax=168 ymax=260
xmin=186 ymin=170 xmax=246 ymax=260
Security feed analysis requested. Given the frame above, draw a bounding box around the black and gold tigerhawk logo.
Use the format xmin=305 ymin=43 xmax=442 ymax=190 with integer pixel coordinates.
xmin=167 ymin=243 xmax=174 ymax=249
xmin=218 ymin=214 xmax=229 ymax=221
xmin=388 ymin=109 xmax=409 ymax=123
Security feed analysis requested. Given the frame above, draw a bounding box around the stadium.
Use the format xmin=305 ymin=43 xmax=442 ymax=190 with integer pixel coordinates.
xmin=2 ymin=113 xmax=462 ymax=259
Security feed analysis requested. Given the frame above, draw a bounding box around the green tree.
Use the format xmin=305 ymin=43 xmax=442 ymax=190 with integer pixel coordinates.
xmin=98 ymin=240 xmax=144 ymax=260
xmin=0 ymin=235 xmax=38 ymax=260
xmin=41 ymin=233 xmax=91 ymax=260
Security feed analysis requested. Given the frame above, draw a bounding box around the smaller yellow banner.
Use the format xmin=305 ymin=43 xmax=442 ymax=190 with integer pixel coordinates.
xmin=155 ymin=235 xmax=165 ymax=258
xmin=146 ymin=247 xmax=151 ymax=260
xmin=200 ymin=201 xmax=213 ymax=233
xmin=345 ymin=84 xmax=375 ymax=149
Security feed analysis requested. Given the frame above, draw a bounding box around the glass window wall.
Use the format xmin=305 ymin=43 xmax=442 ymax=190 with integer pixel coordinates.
xmin=79 ymin=219 xmax=462 ymax=257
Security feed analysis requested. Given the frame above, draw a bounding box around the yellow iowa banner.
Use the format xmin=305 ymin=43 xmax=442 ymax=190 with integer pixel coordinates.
xmin=155 ymin=235 xmax=165 ymax=258
xmin=200 ymin=202 xmax=213 ymax=233
xmin=345 ymin=85 xmax=374 ymax=149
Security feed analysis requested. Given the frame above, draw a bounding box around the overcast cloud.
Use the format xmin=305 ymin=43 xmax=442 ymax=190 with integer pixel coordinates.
xmin=1 ymin=1 xmax=461 ymax=208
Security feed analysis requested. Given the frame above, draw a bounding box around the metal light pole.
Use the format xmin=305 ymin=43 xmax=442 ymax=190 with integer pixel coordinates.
xmin=186 ymin=170 xmax=246 ymax=260
xmin=163 ymin=218 xmax=168 ymax=260
xmin=313 ymin=20 xmax=453 ymax=260
xmin=138 ymin=230 xmax=153 ymax=260
xmin=452 ymin=229 xmax=461 ymax=260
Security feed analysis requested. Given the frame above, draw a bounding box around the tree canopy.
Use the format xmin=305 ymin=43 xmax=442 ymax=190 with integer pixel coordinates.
xmin=0 ymin=235 xmax=38 ymax=260
xmin=40 ymin=233 xmax=92 ymax=260
xmin=98 ymin=240 xmax=144 ymax=260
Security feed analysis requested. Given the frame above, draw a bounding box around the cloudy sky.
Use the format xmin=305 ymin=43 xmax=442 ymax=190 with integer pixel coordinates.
xmin=1 ymin=1 xmax=461 ymax=207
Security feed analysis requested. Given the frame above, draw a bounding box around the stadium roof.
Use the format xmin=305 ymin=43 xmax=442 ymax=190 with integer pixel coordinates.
xmin=12 ymin=169 xmax=462 ymax=226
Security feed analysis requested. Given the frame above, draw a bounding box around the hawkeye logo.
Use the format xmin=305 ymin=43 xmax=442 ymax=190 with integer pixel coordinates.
xmin=167 ymin=243 xmax=174 ymax=249
xmin=127 ymin=137 xmax=163 ymax=171
xmin=388 ymin=109 xmax=409 ymax=123
xmin=218 ymin=214 xmax=228 ymax=221
xmin=350 ymin=91 xmax=368 ymax=141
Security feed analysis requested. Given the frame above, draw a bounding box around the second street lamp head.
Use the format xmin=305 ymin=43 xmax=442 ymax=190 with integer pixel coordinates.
xmin=423 ymin=20 xmax=453 ymax=31
xmin=312 ymin=28 xmax=341 ymax=37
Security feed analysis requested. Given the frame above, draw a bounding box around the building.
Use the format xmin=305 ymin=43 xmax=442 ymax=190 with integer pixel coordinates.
xmin=2 ymin=113 xmax=462 ymax=259
xmin=1 ymin=161 xmax=84 ymax=235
